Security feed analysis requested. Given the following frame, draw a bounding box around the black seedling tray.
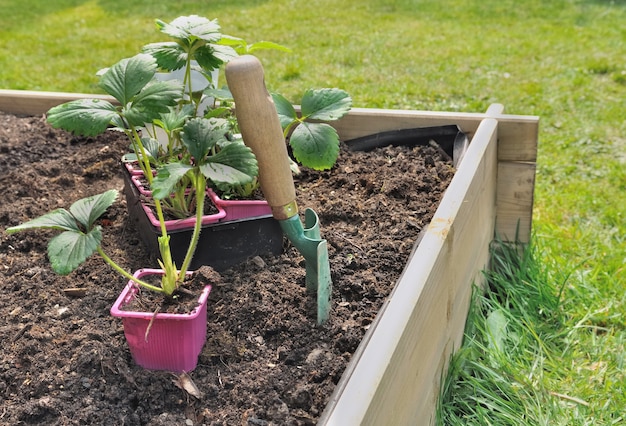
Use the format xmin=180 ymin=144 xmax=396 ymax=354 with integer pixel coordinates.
xmin=122 ymin=167 xmax=284 ymax=272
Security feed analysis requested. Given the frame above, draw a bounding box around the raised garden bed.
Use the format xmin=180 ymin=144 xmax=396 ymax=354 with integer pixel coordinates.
xmin=0 ymin=89 xmax=538 ymax=425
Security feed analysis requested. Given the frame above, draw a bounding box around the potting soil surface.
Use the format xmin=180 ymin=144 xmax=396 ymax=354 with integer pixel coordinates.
xmin=0 ymin=112 xmax=455 ymax=425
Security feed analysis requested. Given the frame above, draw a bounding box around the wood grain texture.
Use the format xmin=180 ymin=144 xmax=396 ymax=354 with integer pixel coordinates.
xmin=0 ymin=89 xmax=117 ymax=115
xmin=320 ymin=118 xmax=499 ymax=425
xmin=225 ymin=56 xmax=297 ymax=219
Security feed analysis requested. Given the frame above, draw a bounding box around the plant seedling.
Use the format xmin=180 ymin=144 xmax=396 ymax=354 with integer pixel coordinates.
xmin=5 ymin=190 xmax=169 ymax=293
xmin=7 ymin=115 xmax=257 ymax=296
xmin=272 ymin=88 xmax=352 ymax=171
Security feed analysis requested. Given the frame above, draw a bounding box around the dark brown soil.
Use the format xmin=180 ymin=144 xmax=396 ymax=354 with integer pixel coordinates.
xmin=0 ymin=111 xmax=455 ymax=425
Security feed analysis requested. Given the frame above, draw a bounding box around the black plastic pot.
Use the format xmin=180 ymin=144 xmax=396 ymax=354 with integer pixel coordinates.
xmin=121 ymin=166 xmax=284 ymax=271
xmin=346 ymin=125 xmax=466 ymax=167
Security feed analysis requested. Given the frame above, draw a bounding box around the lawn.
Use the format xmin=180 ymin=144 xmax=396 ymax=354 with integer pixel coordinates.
xmin=1 ymin=0 xmax=624 ymax=423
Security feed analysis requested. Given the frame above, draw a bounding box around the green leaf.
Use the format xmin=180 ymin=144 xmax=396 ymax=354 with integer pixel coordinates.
xmin=289 ymin=122 xmax=340 ymax=170
xmin=301 ymin=88 xmax=352 ymax=121
xmin=141 ymin=42 xmax=187 ymax=71
xmin=216 ymin=35 xmax=245 ymax=48
xmin=152 ymin=163 xmax=193 ymax=200
xmin=123 ymin=79 xmax=183 ymax=127
xmin=204 ymin=87 xmax=233 ymax=101
xmin=6 ymin=209 xmax=81 ymax=234
xmin=46 ymin=99 xmax=118 ymax=136
xmin=195 ymin=45 xmax=231 ymax=72
xmin=217 ymin=35 xmax=291 ymax=55
xmin=156 ymin=15 xmax=222 ymax=44
xmin=155 ymin=104 xmax=195 ymax=133
xmin=485 ymin=308 xmax=509 ymax=354
xmin=99 ymin=54 xmax=158 ymax=105
xmin=140 ymin=137 xmax=162 ymax=161
xmin=271 ymin=93 xmax=298 ymax=129
xmin=47 ymin=228 xmax=103 ymax=275
xmin=181 ymin=117 xmax=230 ymax=161
xmin=199 ymin=142 xmax=258 ymax=185
xmin=68 ymin=189 xmax=118 ymax=230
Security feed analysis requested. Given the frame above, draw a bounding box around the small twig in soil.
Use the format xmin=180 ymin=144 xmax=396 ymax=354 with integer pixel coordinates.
xmin=63 ymin=287 xmax=87 ymax=297
xmin=176 ymin=286 xmax=196 ymax=297
xmin=330 ymin=231 xmax=365 ymax=253
xmin=144 ymin=305 xmax=161 ymax=342
xmin=12 ymin=324 xmax=32 ymax=343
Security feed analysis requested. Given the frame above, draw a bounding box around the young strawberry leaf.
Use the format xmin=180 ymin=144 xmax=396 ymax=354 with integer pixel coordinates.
xmin=122 ymin=79 xmax=183 ymax=127
xmin=155 ymin=104 xmax=196 ymax=134
xmin=146 ymin=16 xmax=229 ymax=73
xmin=151 ymin=163 xmax=193 ymax=200
xmin=46 ymin=99 xmax=118 ymax=136
xmin=301 ymin=88 xmax=352 ymax=121
xmin=142 ymin=42 xmax=188 ymax=71
xmin=47 ymin=54 xmax=182 ymax=135
xmin=181 ymin=117 xmax=230 ymax=161
xmin=6 ymin=190 xmax=118 ymax=275
xmin=6 ymin=209 xmax=81 ymax=234
xmin=272 ymin=93 xmax=299 ymax=129
xmin=69 ymin=189 xmax=119 ymax=230
xmin=99 ymin=54 xmax=158 ymax=106
xmin=290 ymin=122 xmax=340 ymax=170
xmin=199 ymin=142 xmax=258 ymax=185
xmin=156 ymin=15 xmax=222 ymax=43
xmin=47 ymin=228 xmax=103 ymax=275
xmin=272 ymin=88 xmax=351 ymax=171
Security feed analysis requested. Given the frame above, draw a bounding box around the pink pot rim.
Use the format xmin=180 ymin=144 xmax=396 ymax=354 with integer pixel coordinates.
xmin=110 ymin=268 xmax=212 ymax=320
xmin=126 ymin=164 xmax=271 ymax=225
xmin=140 ymin=188 xmax=227 ymax=230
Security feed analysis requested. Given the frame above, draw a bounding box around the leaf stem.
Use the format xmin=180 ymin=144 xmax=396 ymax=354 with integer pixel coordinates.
xmin=97 ymin=247 xmax=165 ymax=293
xmin=178 ymin=172 xmax=206 ymax=277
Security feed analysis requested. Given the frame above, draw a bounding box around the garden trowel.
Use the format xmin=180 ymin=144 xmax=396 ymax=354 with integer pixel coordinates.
xmin=225 ymin=55 xmax=332 ymax=325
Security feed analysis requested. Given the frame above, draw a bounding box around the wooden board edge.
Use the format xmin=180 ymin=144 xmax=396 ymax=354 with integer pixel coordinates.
xmin=0 ymin=89 xmax=117 ymax=116
xmin=495 ymin=161 xmax=536 ymax=243
xmin=0 ymin=91 xmax=538 ymax=164
xmin=319 ymin=118 xmax=499 ymax=425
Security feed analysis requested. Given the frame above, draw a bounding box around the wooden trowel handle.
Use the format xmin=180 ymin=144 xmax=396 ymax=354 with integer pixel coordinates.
xmin=225 ymin=55 xmax=297 ymax=221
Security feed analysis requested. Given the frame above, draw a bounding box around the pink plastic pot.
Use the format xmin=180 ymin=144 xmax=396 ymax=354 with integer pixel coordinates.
xmin=126 ymin=162 xmax=271 ymax=223
xmin=123 ymin=161 xmax=143 ymax=176
xmin=110 ymin=269 xmax=212 ymax=373
xmin=210 ymin=190 xmax=272 ymax=221
xmin=129 ymin=174 xmax=228 ymax=230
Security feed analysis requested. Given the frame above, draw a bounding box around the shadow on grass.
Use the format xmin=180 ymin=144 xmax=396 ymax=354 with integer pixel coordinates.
xmin=1 ymin=0 xmax=269 ymax=31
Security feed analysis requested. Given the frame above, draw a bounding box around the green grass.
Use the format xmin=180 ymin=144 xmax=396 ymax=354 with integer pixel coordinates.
xmin=438 ymin=241 xmax=625 ymax=424
xmin=1 ymin=0 xmax=624 ymax=423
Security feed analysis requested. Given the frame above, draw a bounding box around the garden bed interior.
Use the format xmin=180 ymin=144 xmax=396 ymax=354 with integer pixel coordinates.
xmin=0 ymin=90 xmax=538 ymax=425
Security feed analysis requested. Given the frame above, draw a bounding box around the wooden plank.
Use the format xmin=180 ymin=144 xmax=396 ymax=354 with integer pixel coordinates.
xmin=319 ymin=118 xmax=499 ymax=425
xmin=496 ymin=118 xmax=539 ymax=162
xmin=332 ymin=107 xmax=485 ymax=140
xmin=483 ymin=103 xmax=539 ymax=163
xmin=0 ymin=90 xmax=538 ymax=163
xmin=495 ymin=161 xmax=536 ymax=243
xmin=0 ymin=89 xmax=116 ymax=116
xmin=332 ymin=106 xmax=538 ymax=163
